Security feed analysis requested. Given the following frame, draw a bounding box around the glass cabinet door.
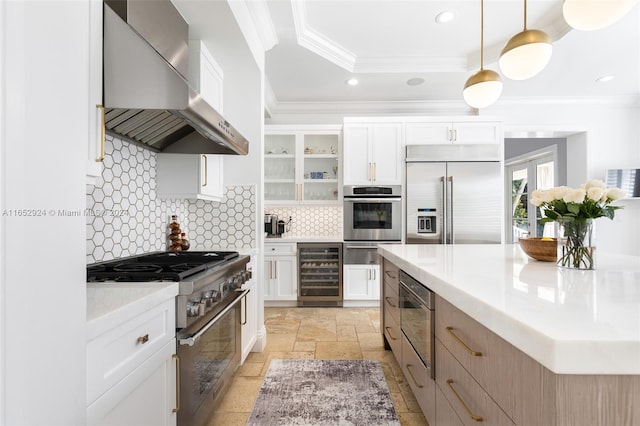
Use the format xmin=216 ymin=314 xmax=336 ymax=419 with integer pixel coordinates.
xmin=265 ymin=134 xmax=296 ymax=202
xmin=302 ymin=134 xmax=340 ymax=202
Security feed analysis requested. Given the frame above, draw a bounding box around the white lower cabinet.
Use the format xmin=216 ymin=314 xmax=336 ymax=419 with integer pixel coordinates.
xmin=87 ymin=339 xmax=177 ymax=426
xmin=264 ymin=243 xmax=298 ymax=303
xmin=86 ymin=295 xmax=177 ymax=426
xmin=343 ymin=264 xmax=380 ymax=301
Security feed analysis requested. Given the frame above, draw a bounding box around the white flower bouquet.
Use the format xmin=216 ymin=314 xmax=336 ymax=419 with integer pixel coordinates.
xmin=530 ymin=179 xmax=625 ymax=269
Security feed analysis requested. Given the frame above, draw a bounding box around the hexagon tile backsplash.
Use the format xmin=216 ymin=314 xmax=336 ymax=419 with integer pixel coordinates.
xmin=86 ymin=135 xmax=255 ymax=263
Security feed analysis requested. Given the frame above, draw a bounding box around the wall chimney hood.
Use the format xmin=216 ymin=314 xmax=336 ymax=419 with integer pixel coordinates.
xmin=103 ymin=0 xmax=249 ymax=155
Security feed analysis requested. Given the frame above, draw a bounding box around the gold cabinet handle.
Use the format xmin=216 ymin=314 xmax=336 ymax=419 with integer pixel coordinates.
xmin=384 ymin=296 xmax=397 ymax=308
xmin=172 ymin=354 xmax=181 ymax=413
xmin=384 ymin=270 xmax=397 ymax=279
xmin=405 ymin=364 xmax=424 ymax=389
xmin=446 ymin=326 xmax=482 ymax=356
xmin=384 ymin=326 xmax=398 ymax=341
xmin=136 ymin=334 xmax=149 ymax=344
xmin=202 ymin=155 xmax=208 ymax=187
xmin=446 ymin=379 xmax=483 ymax=422
xmin=95 ymin=104 xmax=105 ymax=162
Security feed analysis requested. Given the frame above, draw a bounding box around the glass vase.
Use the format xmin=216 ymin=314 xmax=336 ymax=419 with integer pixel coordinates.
xmin=556 ymin=219 xmax=596 ymax=270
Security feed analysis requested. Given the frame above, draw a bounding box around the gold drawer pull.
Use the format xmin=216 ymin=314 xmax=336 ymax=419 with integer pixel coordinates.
xmin=446 ymin=379 xmax=483 ymax=422
xmin=405 ymin=364 xmax=424 ymax=389
xmin=385 ymin=270 xmax=397 ymax=279
xmin=384 ymin=296 xmax=397 ymax=308
xmin=446 ymin=326 xmax=482 ymax=356
xmin=384 ymin=326 xmax=398 ymax=341
xmin=136 ymin=334 xmax=149 ymax=344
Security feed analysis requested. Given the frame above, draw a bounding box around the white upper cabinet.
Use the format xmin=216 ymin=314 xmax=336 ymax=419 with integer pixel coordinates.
xmin=156 ymin=154 xmax=224 ymax=202
xmin=264 ymin=125 xmax=342 ymax=205
xmin=189 ymin=40 xmax=224 ymax=113
xmin=343 ymin=122 xmax=402 ymax=185
xmin=86 ymin=0 xmax=104 ymax=184
xmin=404 ymin=118 xmax=503 ymax=145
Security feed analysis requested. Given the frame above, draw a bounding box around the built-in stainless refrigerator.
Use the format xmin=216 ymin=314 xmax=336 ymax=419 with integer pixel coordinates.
xmin=406 ymin=160 xmax=502 ymax=244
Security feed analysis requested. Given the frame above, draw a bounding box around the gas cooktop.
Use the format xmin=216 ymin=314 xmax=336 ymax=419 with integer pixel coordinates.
xmin=87 ymin=251 xmax=239 ymax=282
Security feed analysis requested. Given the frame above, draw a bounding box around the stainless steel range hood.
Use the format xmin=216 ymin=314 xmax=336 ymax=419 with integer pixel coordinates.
xmin=103 ymin=0 xmax=248 ymax=155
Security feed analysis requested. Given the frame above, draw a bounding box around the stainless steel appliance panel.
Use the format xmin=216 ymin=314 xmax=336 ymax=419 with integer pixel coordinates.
xmin=343 ymin=242 xmax=381 ymax=265
xmin=406 ymin=162 xmax=501 ymax=244
xmin=406 ymin=163 xmax=446 ymax=244
xmin=177 ymin=289 xmax=247 ymax=426
xmin=399 ymin=271 xmax=435 ymax=379
xmin=343 ymin=197 xmax=402 ymax=241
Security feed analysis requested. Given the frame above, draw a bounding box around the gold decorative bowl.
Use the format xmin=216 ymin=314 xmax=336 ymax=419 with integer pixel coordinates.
xmin=519 ymin=237 xmax=557 ymax=262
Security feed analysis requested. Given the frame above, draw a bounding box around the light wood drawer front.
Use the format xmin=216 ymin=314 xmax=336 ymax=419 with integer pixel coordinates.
xmin=436 ymin=381 xmax=465 ymax=426
xmin=383 ymin=281 xmax=400 ymax=323
xmin=265 ymin=242 xmax=297 ymax=255
xmin=436 ymin=339 xmax=514 ymax=426
xmin=382 ymin=258 xmax=399 ymax=287
xmin=436 ymin=296 xmax=522 ymax=420
xmin=383 ymin=305 xmax=402 ymax=358
xmin=87 ymin=299 xmax=175 ymax=404
xmin=401 ymin=334 xmax=436 ymax=422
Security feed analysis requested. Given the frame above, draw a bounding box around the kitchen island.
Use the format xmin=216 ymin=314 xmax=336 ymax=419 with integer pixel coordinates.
xmin=378 ymin=244 xmax=640 ymax=426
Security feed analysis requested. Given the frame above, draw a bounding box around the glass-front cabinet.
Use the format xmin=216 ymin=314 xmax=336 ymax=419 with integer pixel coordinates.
xmin=265 ymin=125 xmax=342 ymax=205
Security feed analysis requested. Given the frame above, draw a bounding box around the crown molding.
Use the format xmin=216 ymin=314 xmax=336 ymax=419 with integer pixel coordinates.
xmin=290 ymin=0 xmax=356 ymax=72
xmin=264 ymin=94 xmax=639 ymax=119
xmin=245 ymin=0 xmax=279 ymax=52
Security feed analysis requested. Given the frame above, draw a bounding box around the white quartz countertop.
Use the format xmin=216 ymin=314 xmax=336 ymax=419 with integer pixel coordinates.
xmin=86 ymin=282 xmax=179 ymax=340
xmin=378 ymin=244 xmax=640 ymax=375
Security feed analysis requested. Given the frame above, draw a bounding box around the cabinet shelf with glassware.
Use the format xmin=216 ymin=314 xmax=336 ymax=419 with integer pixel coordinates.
xmin=265 ymin=125 xmax=342 ymax=205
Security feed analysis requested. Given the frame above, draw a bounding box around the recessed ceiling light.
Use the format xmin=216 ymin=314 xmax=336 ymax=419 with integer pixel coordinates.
xmin=345 ymin=78 xmax=359 ymax=86
xmin=435 ymin=11 xmax=456 ymax=24
xmin=596 ymin=75 xmax=615 ymax=83
xmin=406 ymin=78 xmax=425 ymax=86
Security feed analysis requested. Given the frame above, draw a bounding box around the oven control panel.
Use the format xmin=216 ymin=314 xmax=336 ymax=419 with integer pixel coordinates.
xmin=185 ymin=269 xmax=252 ymax=318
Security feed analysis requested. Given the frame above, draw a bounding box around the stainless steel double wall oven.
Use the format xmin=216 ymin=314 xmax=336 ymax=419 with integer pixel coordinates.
xmin=343 ymin=184 xmax=403 ymax=264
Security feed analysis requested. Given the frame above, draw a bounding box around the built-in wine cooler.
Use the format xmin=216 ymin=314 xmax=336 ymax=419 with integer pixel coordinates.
xmin=297 ymin=243 xmax=343 ymax=307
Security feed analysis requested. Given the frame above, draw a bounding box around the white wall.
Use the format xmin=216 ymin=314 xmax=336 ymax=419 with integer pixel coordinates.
xmin=1 ymin=1 xmax=88 ymax=423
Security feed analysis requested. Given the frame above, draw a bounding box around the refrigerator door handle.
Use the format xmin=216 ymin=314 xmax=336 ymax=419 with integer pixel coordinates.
xmin=448 ymin=176 xmax=454 ymax=244
xmin=440 ymin=176 xmax=446 ymax=244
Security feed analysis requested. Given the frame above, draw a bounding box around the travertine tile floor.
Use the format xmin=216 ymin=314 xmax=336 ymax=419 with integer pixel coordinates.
xmin=209 ymin=307 xmax=429 ymax=426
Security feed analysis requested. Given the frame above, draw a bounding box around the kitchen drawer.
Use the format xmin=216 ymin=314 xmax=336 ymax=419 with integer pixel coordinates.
xmin=401 ymin=334 xmax=435 ymax=422
xmin=382 ymin=258 xmax=399 ymax=288
xmin=383 ymin=304 xmax=402 ymax=359
xmin=436 ymin=381 xmax=464 ymax=426
xmin=264 ymin=242 xmax=297 ymax=255
xmin=87 ymin=298 xmax=175 ymax=404
xmin=383 ymin=281 xmax=400 ymax=323
xmin=436 ymin=339 xmax=515 ymax=426
xmin=437 ymin=296 xmax=547 ymax=423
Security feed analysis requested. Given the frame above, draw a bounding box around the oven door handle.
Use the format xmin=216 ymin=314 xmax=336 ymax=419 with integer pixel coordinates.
xmin=178 ymin=289 xmax=250 ymax=347
xmin=343 ymin=197 xmax=401 ymax=202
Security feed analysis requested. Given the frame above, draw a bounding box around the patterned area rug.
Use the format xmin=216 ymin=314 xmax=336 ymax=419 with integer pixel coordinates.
xmin=247 ymin=359 xmax=400 ymax=426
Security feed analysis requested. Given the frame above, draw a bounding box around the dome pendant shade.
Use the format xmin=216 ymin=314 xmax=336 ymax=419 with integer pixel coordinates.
xmin=463 ymin=69 xmax=503 ymax=109
xmin=563 ymin=0 xmax=638 ymax=31
xmin=499 ymin=29 xmax=553 ymax=80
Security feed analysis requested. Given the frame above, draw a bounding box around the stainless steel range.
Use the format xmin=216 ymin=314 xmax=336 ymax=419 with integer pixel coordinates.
xmin=87 ymin=251 xmax=251 ymax=426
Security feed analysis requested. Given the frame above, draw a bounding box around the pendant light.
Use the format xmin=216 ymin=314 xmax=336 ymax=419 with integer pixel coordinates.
xmin=499 ymin=0 xmax=553 ymax=80
xmin=463 ymin=0 xmax=503 ymax=109
xmin=563 ymin=0 xmax=638 ymax=31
